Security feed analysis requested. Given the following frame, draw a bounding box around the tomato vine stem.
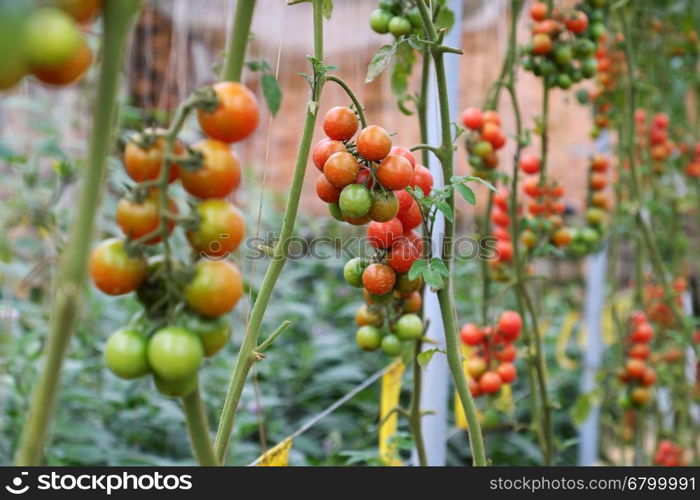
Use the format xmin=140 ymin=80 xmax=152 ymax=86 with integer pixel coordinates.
xmin=182 ymin=387 xmax=218 ymax=466
xmin=221 ymin=0 xmax=257 ymax=82
xmin=325 ymin=75 xmax=367 ymax=127
xmin=14 ymin=0 xmax=142 ymax=466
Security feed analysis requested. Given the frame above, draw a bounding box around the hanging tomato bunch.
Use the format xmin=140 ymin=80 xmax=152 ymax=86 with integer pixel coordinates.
xmin=90 ymin=80 xmax=260 ymax=397
xmin=460 ymin=311 xmax=522 ymax=398
xmin=0 ymin=1 xmax=99 ymax=91
xmin=522 ymin=0 xmax=608 ymax=89
xmin=461 ymin=107 xmax=507 ymax=180
xmin=618 ymin=312 xmax=656 ymax=409
xmin=570 ymin=154 xmax=611 ymax=255
xmin=654 ymin=440 xmax=688 ymax=467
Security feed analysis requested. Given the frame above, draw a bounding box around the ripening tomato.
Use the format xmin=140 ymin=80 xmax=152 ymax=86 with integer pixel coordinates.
xmin=520 ymin=228 xmax=537 ymax=249
xmin=316 ymin=174 xmax=341 ymax=203
xmin=494 ymin=342 xmax=517 ymax=362
xmin=461 ymin=107 xmax=484 ymax=130
xmin=548 ymin=183 xmax=564 ymax=198
xmin=32 ymin=36 xmax=92 ymax=85
xmin=369 ymin=189 xmax=399 ymax=222
xmin=356 ymin=125 xmax=392 ymax=161
xmin=367 ymin=218 xmax=403 ymax=249
xmin=197 ymin=81 xmax=259 ymax=143
xmin=389 ymin=146 xmax=416 ymax=169
xmin=124 ymin=129 xmax=182 ymax=183
xmin=468 ymin=378 xmax=481 ymax=397
xmin=532 ymin=33 xmax=553 ymax=55
xmin=498 ymin=311 xmax=522 ymax=341
xmin=473 ymin=140 xmax=493 ymax=159
xmin=323 ymin=106 xmax=358 ymax=141
xmin=630 ymin=386 xmax=650 ymax=406
xmin=397 ymin=198 xmax=422 ymax=230
xmin=590 ymin=191 xmax=610 ymax=210
xmin=404 ymin=229 xmax=424 ymax=255
xmin=590 ymin=154 xmax=609 ymax=172
xmin=362 ymin=263 xmax=396 ymax=295
xmin=460 ymin=323 xmax=484 ymax=346
xmin=653 ymin=113 xmax=669 ymax=129
xmin=356 ymin=325 xmax=382 ymax=351
xmin=402 ymin=291 xmax=422 ymax=313
xmin=147 ymin=326 xmax=203 ymax=382
xmin=23 ymin=8 xmax=81 ymax=69
xmin=89 ymin=238 xmax=147 ymax=295
xmin=356 ymin=304 xmax=384 ymax=327
xmin=641 ymin=368 xmax=657 ymax=387
xmin=492 ymin=226 xmax=511 ymax=242
xmin=395 ymin=189 xmax=414 ymax=214
xmin=497 ymin=362 xmax=517 ymax=383
xmin=187 ymin=200 xmax=245 ymax=257
xmin=54 ymin=0 xmax=102 ymax=23
xmin=630 ymin=322 xmax=653 ymax=343
xmin=482 ymin=110 xmax=501 ymax=126
xmin=104 ymin=328 xmax=150 ymax=379
xmin=479 ymin=371 xmax=503 ymax=394
xmin=184 ymin=259 xmax=243 ymax=318
xmin=179 ymin=139 xmax=241 ymax=199
xmin=626 ymin=358 xmax=647 ymax=379
xmin=552 ymin=227 xmax=572 ymax=248
xmin=496 ymin=240 xmax=513 ymax=262
xmin=523 ymin=177 xmax=543 ymax=197
xmin=480 ymin=122 xmax=501 ymax=147
xmin=395 ymin=272 xmax=423 ymax=294
xmin=321 ymin=154 xmax=359 ymax=190
xmin=377 ymin=154 xmax=414 ymax=190
xmin=312 ymin=138 xmax=346 ymax=172
xmin=344 ymin=213 xmax=372 ymax=226
xmin=387 ymin=238 xmax=420 ymax=273
xmin=467 ymin=357 xmax=487 ymax=378
xmin=491 ymin=208 xmax=510 ymax=228
xmin=520 ymin=153 xmax=541 ymax=174
xmin=565 ymin=11 xmax=588 ymax=34
xmin=530 ymin=1 xmax=548 ymax=21
xmin=116 ymin=191 xmax=176 ymax=244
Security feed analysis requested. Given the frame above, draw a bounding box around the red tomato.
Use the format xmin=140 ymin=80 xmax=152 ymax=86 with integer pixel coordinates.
xmin=496 ymin=240 xmax=513 ymax=262
xmin=362 ymin=263 xmax=396 ymax=295
xmin=495 ymin=342 xmax=517 ymax=362
xmin=377 ymin=154 xmax=414 ymax=190
xmin=180 ymin=139 xmax=241 ymax=199
xmin=387 ymin=238 xmax=420 ymax=273
xmin=324 ymin=151 xmax=360 ymax=188
xmin=404 ymin=229 xmax=424 ymax=255
xmin=89 ymin=238 xmax=147 ymax=296
xmin=565 ymin=11 xmax=588 ymax=34
xmin=491 ymin=208 xmax=510 ymax=228
xmin=367 ymin=218 xmax=404 ymax=249
xmin=316 ymin=174 xmax=341 ymax=203
xmin=395 ymin=189 xmax=415 ymax=214
xmin=498 ymin=311 xmax=522 ymax=341
xmin=312 ymin=138 xmax=345 ymax=171
xmin=389 ymin=146 xmax=416 ymax=169
xmin=630 ymin=322 xmax=653 ymax=343
xmin=461 ymin=107 xmax=484 ymax=130
xmin=520 ymin=153 xmax=541 ymax=174
xmin=116 ymin=191 xmax=176 ymax=244
xmin=497 ymin=362 xmax=517 ymax=383
xmin=197 ymin=81 xmax=259 ymax=143
xmin=410 ymin=164 xmax=434 ymax=195
xmin=323 ymin=106 xmax=358 ymax=141
xmin=460 ymin=323 xmax=484 ymax=346
xmin=479 ymin=371 xmax=503 ymax=394
xmin=530 ymin=1 xmax=548 ymax=21
xmin=356 ymin=125 xmax=392 ymax=161
xmin=397 ymin=198 xmax=423 ymax=230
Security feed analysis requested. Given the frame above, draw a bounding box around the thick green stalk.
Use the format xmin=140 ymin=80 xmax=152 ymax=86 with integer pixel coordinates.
xmin=408 ymin=340 xmax=427 ymax=466
xmin=220 ymin=0 xmax=256 ymax=82
xmin=13 ymin=0 xmax=141 ymax=466
xmin=417 ymin=51 xmax=431 ymax=166
xmin=183 ymin=386 xmax=218 ymax=466
xmin=213 ymin=0 xmax=324 ymax=464
xmin=416 ymin=0 xmax=487 ymax=466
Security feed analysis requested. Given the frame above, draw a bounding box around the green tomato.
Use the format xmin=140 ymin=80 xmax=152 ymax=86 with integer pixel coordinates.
xmin=586 ymin=207 xmax=606 ymax=225
xmin=370 ymin=9 xmax=393 ymax=34
xmin=553 ymin=44 xmax=573 ymax=66
xmin=473 ymin=140 xmax=493 ymax=159
xmin=328 ymin=202 xmax=344 ymax=221
xmin=589 ymin=22 xmax=606 ymax=40
xmin=618 ymin=392 xmax=632 ymax=410
xmin=407 ymin=7 xmax=423 ymax=29
xmin=344 ymin=257 xmax=369 ymax=288
xmin=395 ymin=273 xmax=423 ymax=294
xmin=468 ymin=154 xmax=484 ymax=169
xmin=339 ymin=184 xmax=372 ymax=218
xmin=104 ymin=328 xmax=150 ymax=379
xmin=522 ymin=56 xmax=534 ymax=71
xmin=356 ymin=325 xmax=382 ymax=351
xmin=557 ymin=73 xmax=572 ymax=89
xmin=482 ymin=409 xmax=501 ymax=429
xmin=581 ymin=227 xmax=601 ymax=245
xmin=581 ymin=57 xmax=598 ymax=78
xmin=381 ymin=334 xmax=403 ymax=356
xmin=181 ymin=314 xmax=231 ymax=357
xmin=395 ymin=313 xmax=423 ymax=340
xmin=379 ymin=0 xmax=401 ymax=15
xmin=589 ymin=9 xmax=605 ymax=23
xmin=576 ymin=38 xmax=596 ymax=58
xmin=388 ymin=16 xmax=412 ymax=37
xmin=147 ymin=327 xmax=203 ymax=382
xmin=367 ymin=290 xmax=394 ymax=304
xmin=570 ymin=69 xmax=583 ymax=83
xmin=154 ymin=374 xmax=198 ymax=398
xmin=369 ymin=189 xmax=399 ymax=222
xmin=540 ymin=59 xmax=556 ymax=76
xmin=23 ymin=7 xmax=81 ymax=69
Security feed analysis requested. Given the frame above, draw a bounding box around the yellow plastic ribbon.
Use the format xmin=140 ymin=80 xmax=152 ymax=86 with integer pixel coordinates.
xmin=256 ymin=437 xmax=293 ymax=466
xmin=379 ymin=359 xmax=405 ymax=465
xmin=556 ymin=311 xmax=580 ymax=371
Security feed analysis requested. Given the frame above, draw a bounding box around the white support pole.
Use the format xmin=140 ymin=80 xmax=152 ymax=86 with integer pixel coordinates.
xmin=578 ymin=130 xmax=611 ymax=466
xmin=413 ymin=0 xmax=463 ymax=467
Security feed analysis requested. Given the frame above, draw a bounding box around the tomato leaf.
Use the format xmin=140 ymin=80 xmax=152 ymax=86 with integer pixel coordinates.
xmin=408 ymin=258 xmax=427 ymax=281
xmin=422 ymin=267 xmax=444 ymax=289
xmin=455 ymin=183 xmax=475 ymax=205
xmin=434 ymin=5 xmax=455 ymax=33
xmin=322 ymin=0 xmax=333 ymax=19
xmin=417 ymin=348 xmax=446 ymax=370
xmin=436 ymin=200 xmax=453 ymax=222
xmin=365 ymin=43 xmax=397 ymax=83
xmin=261 ymin=73 xmax=282 ymax=116
xmin=430 ymin=258 xmax=450 ymax=277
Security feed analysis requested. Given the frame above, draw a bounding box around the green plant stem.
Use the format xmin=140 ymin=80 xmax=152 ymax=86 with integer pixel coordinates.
xmin=13 ymin=0 xmax=141 ymax=466
xmin=183 ymin=386 xmax=218 ymax=466
xmin=213 ymin=0 xmax=325 ymax=464
xmin=408 ymin=340 xmax=427 ymax=466
xmin=220 ymin=0 xmax=256 ymax=82
xmin=417 ymin=51 xmax=431 ymax=167
xmin=416 ymin=0 xmax=487 ymax=467
xmin=325 ymin=75 xmax=367 ymax=127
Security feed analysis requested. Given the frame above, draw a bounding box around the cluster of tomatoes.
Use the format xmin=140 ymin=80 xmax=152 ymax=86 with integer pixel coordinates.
xmin=587 ymin=34 xmax=621 ymax=136
xmin=90 ymin=80 xmax=260 ymax=397
xmin=487 ymin=190 xmax=518 ymax=280
xmin=618 ymin=312 xmax=656 ymax=409
xmin=635 ymin=110 xmax=673 ymax=173
xmin=682 ymin=142 xmax=700 ymax=178
xmin=461 ymin=108 xmax=507 ymax=179
xmin=643 ymin=276 xmax=686 ymax=327
xmin=521 ymin=177 xmax=573 ymax=250
xmin=521 ymin=0 xmax=607 ymax=90
xmin=569 ymin=154 xmax=610 ymax=255
xmin=0 ymin=1 xmax=99 ymax=91
xmin=369 ymin=0 xmax=423 ymax=39
xmin=460 ymin=311 xmax=521 ymax=398
xmin=654 ymin=440 xmax=687 ymax=467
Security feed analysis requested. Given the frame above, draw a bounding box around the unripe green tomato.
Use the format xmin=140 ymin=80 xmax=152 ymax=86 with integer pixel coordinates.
xmin=379 ymin=0 xmax=400 ymax=15
xmin=469 ymin=154 xmax=485 ymax=169
xmin=473 ymin=140 xmax=493 ymax=159
xmin=395 ymin=313 xmax=423 ymax=340
xmin=522 ymin=56 xmax=534 ymax=71
xmin=482 ymin=409 xmax=501 ymax=429
xmin=589 ymin=9 xmax=605 ymax=23
xmin=541 ymin=60 xmax=557 ymax=76
xmin=590 ymin=126 xmax=600 ymax=139
xmin=367 ymin=290 xmax=394 ymax=304
xmin=576 ymin=38 xmax=596 ymax=58
xmin=369 ymin=189 xmax=399 ymax=222
xmin=356 ymin=325 xmax=382 ymax=351
xmin=147 ymin=327 xmax=203 ymax=382
xmin=104 ymin=328 xmax=150 ymax=379
xmin=570 ymin=69 xmax=583 ymax=83
xmin=369 ymin=9 xmax=393 ymax=34
xmin=23 ymin=7 xmax=81 ymax=69
xmin=581 ymin=227 xmax=601 ymax=245
xmin=581 ymin=58 xmax=598 ymax=78
xmin=532 ymin=60 xmax=543 ymax=77
xmin=589 ymin=22 xmax=606 ymax=40
xmin=381 ymin=334 xmax=403 ymax=356
xmin=553 ymin=44 xmax=573 ymax=66
xmin=154 ymin=374 xmax=198 ymax=398
xmin=569 ymin=240 xmax=588 ymax=257
xmin=557 ymin=73 xmax=572 ymax=89
xmin=339 ymin=184 xmax=372 ymax=218
xmin=586 ymin=207 xmax=606 ymax=225
xmin=395 ymin=273 xmax=423 ymax=294
xmin=389 ymin=16 xmax=412 ymax=37
xmin=181 ymin=314 xmax=231 ymax=357
xmin=618 ymin=392 xmax=632 ymax=410
xmin=344 ymin=257 xmax=369 ymax=288
xmin=407 ymin=7 xmax=423 ymax=29
xmin=328 ymin=202 xmax=344 ymax=221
